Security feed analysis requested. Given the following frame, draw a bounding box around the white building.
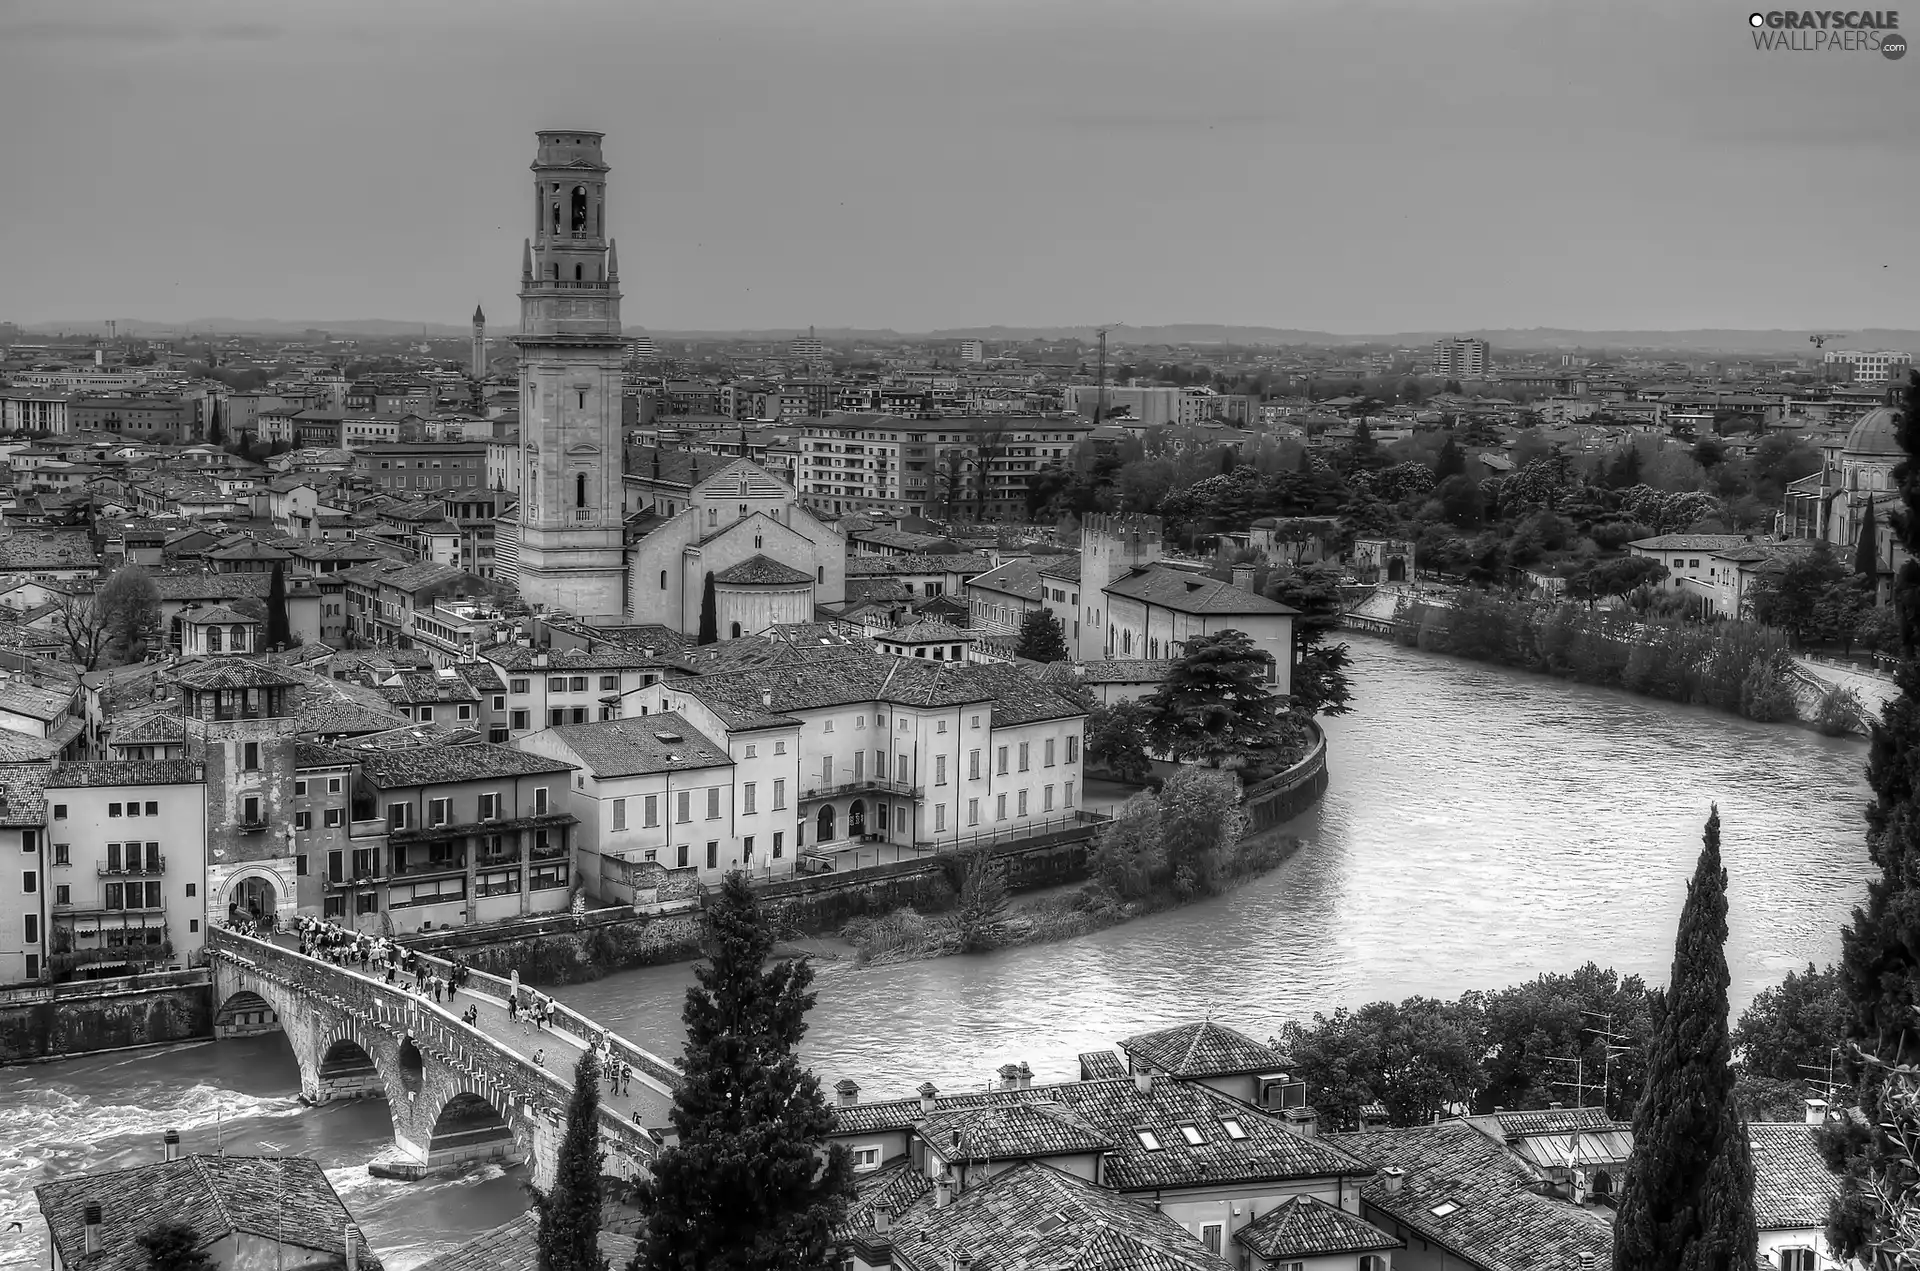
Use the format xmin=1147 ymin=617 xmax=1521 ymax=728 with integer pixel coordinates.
xmin=958 ymin=339 xmax=985 ymax=364
xmin=1432 ymin=337 xmax=1490 ymax=379
xmin=1824 ymin=349 xmax=1913 ymax=384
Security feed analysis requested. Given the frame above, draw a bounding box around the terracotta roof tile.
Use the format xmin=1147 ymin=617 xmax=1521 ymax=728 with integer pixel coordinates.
xmin=409 ymin=1210 xmax=634 ymax=1271
xmin=1103 ymin=567 xmax=1297 ymax=617
xmin=713 ymin=554 xmax=815 ymax=586
xmin=1234 ymin=1194 xmax=1403 ymax=1260
xmin=540 ymin=713 xmax=733 ymax=778
xmin=1750 ymin=1121 xmax=1842 ymax=1231
xmin=1121 ymin=1020 xmax=1284 ymax=1080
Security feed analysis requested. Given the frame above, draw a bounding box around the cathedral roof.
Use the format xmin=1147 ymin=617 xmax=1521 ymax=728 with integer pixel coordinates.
xmin=1844 ymin=406 xmax=1902 ymax=458
xmin=713 ymin=554 xmax=814 ymax=586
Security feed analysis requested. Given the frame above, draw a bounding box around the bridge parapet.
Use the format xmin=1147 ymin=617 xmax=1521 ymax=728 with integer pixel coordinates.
xmin=205 ymin=926 xmax=662 ymax=1184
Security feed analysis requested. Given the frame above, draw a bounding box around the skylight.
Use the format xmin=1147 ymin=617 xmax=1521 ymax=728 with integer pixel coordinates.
xmin=1429 ymin=1200 xmax=1462 ymax=1219
xmin=1178 ymin=1124 xmax=1205 ymax=1146
xmin=1135 ymin=1129 xmax=1163 ymax=1151
xmin=1221 ymin=1118 xmax=1247 ymax=1140
xmin=1033 ymin=1215 xmax=1067 ymax=1236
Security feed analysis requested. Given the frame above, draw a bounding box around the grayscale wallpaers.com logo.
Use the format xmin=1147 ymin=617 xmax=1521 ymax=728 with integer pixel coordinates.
xmin=1748 ymin=9 xmax=1907 ymax=56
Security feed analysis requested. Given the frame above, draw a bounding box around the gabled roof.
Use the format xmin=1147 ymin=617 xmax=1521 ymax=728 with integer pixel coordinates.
xmin=345 ymin=741 xmax=575 ymax=789
xmin=919 ymin=1100 xmax=1116 ymax=1163
xmin=412 ymin=1211 xmax=631 ymax=1271
xmin=1121 ymin=1020 xmax=1282 ymax=1080
xmin=846 ymin=553 xmax=994 ymax=577
xmin=967 ymin=557 xmax=1045 ymax=601
xmin=1234 ymin=1194 xmax=1403 ymax=1260
xmin=539 ymin=713 xmax=733 ymax=778
xmin=713 ymin=554 xmax=814 ymax=586
xmin=165 ymin=658 xmax=302 ymax=691
xmin=1627 ymin=534 xmax=1753 ymax=552
xmin=1750 ymin=1121 xmax=1843 ymax=1231
xmin=1104 ymin=567 xmax=1298 ymax=617
xmin=1489 ymin=1106 xmax=1618 ymax=1138
xmin=882 ymin=620 xmax=974 ymax=645
xmin=34 ymin=1155 xmax=383 ymax=1271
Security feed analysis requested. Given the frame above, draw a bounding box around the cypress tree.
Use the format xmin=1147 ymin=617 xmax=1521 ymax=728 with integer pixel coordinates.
xmin=265 ymin=561 xmax=292 ymax=650
xmin=631 ymin=872 xmax=853 ymax=1271
xmin=1014 ymin=609 xmax=1068 ymax=663
xmin=1613 ymin=806 xmax=1754 ymax=1271
xmin=1826 ymin=370 xmax=1920 ymax=1260
xmin=532 ymin=1049 xmax=609 ymax=1271
xmin=1854 ymin=496 xmax=1878 ymax=580
xmin=697 ymin=571 xmax=717 ymax=645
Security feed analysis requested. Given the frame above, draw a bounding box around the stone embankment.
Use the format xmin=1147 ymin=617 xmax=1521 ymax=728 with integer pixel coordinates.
xmin=0 ymin=970 xmax=212 ymax=1064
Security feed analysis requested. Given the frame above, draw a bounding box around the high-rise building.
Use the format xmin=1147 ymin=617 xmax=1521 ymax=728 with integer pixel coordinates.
xmin=959 ymin=339 xmax=985 ymax=363
xmin=625 ymin=335 xmax=658 ymax=364
xmin=1825 ymin=349 xmax=1913 ymax=385
xmin=511 ymin=131 xmax=628 ymax=620
xmin=1432 ymin=337 xmax=1490 ymax=379
xmin=790 ymin=326 xmax=825 ymax=361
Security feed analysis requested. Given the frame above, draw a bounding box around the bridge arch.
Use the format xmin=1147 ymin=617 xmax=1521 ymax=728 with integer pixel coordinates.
xmin=408 ymin=1078 xmax=534 ymax=1173
xmin=213 ymin=989 xmax=279 ymax=1036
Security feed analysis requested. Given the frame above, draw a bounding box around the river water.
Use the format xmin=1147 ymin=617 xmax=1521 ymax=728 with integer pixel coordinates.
xmin=0 ymin=639 xmax=1877 ymax=1268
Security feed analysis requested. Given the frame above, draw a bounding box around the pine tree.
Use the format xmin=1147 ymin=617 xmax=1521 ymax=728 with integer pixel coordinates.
xmin=206 ymin=399 xmax=224 ymax=445
xmin=1435 ymin=434 xmax=1465 ymax=479
xmin=265 ymin=562 xmax=291 ymax=650
xmin=1141 ymin=629 xmax=1290 ymax=768
xmin=1826 ymin=370 xmax=1920 ymax=1259
xmin=1612 ymin=807 xmax=1755 ymax=1271
xmin=631 ymin=873 xmax=853 ymax=1271
xmin=697 ymin=572 xmax=717 ymax=645
xmin=532 ymin=1049 xmax=609 ymax=1271
xmin=1013 ymin=609 xmax=1068 ymax=663
xmin=1854 ymin=496 xmax=1878 ymax=580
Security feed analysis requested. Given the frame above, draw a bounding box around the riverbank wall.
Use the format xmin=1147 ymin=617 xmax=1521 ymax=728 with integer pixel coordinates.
xmin=1244 ymin=723 xmax=1329 ymax=831
xmin=0 ymin=970 xmax=213 ymax=1065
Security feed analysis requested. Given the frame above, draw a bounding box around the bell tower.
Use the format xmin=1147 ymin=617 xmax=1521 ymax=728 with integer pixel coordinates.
xmin=470 ymin=302 xmax=486 ymax=379
xmin=512 ymin=130 xmax=627 ymax=620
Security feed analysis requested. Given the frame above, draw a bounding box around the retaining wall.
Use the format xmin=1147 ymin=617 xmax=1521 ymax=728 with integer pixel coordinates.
xmin=0 ymin=970 xmax=213 ymax=1064
xmin=1243 ymin=722 xmax=1330 ymax=831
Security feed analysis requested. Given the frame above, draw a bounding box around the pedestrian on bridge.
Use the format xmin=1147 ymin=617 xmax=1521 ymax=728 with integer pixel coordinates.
xmin=507 ymin=991 xmax=518 ymax=1024
xmin=533 ymin=1048 xmax=545 ymax=1070
xmin=620 ymin=1061 xmax=631 ymax=1097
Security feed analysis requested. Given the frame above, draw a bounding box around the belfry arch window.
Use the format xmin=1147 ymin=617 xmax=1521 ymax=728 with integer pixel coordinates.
xmin=574 ymin=264 xmax=583 ymax=281
xmin=571 ymin=186 xmax=588 ymax=233
xmin=576 ymin=473 xmax=587 ymax=508
xmin=550 ymin=183 xmax=562 ymax=236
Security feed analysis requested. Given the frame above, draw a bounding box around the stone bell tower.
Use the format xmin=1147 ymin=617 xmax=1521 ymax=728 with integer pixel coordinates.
xmin=470 ymin=303 xmax=487 ymax=379
xmin=512 ymin=130 xmax=627 ymax=621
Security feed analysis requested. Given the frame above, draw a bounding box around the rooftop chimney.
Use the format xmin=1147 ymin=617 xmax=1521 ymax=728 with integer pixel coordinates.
xmin=918 ymin=1082 xmax=938 ymax=1115
xmin=1549 ymin=1102 xmax=1564 ymax=1111
xmin=1134 ymin=1068 xmax=1153 ymax=1096
xmin=997 ymin=1063 xmax=1021 ymax=1092
xmin=873 ymin=1207 xmax=891 ymax=1235
xmin=1382 ymin=1168 xmax=1405 ymax=1195
xmin=954 ymin=1251 xmax=973 ymax=1271
xmin=934 ymin=1176 xmax=953 ymax=1210
xmin=1231 ymin=565 xmax=1254 ymax=592
xmin=1017 ymin=1061 xmax=1033 ymax=1090
xmin=835 ymin=1078 xmax=860 ymax=1108
xmin=1579 ymin=1254 xmax=1596 ymax=1271
xmin=762 ymin=690 xmax=773 ymax=708
xmin=345 ymin=1225 xmax=359 ymax=1271
xmin=163 ymin=1129 xmax=180 ymax=1161
xmin=1805 ymin=1098 xmax=1831 ymax=1126
xmin=83 ymin=1206 xmax=102 ymax=1255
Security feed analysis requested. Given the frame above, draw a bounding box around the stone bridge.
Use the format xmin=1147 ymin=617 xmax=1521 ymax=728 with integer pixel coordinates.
xmin=205 ymin=926 xmax=679 ymax=1190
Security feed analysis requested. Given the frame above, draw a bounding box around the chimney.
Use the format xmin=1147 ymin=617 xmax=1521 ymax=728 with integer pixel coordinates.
xmin=872 ymin=1207 xmax=891 ymax=1235
xmin=83 ymin=1206 xmax=102 ymax=1255
xmin=1134 ymin=1068 xmax=1153 ymax=1096
xmin=163 ymin=1129 xmax=180 ymax=1161
xmin=762 ymin=690 xmax=773 ymax=708
xmin=1493 ymin=1106 xmax=1505 ymax=1114
xmin=1579 ymin=1255 xmax=1596 ymax=1271
xmin=934 ymin=1176 xmax=953 ymax=1210
xmin=1283 ymin=1107 xmax=1319 ymax=1139
xmin=918 ymin=1082 xmax=938 ymax=1115
xmin=1017 ymin=1061 xmax=1033 ymax=1090
xmin=1549 ymin=1102 xmax=1564 ymax=1111
xmin=997 ymin=1063 xmax=1021 ymax=1092
xmin=1805 ymin=1098 xmax=1830 ymax=1126
xmin=835 ymin=1078 xmax=860 ymax=1108
xmin=954 ymin=1252 xmax=973 ymax=1271
xmin=1381 ymin=1168 xmax=1405 ymax=1196
xmin=345 ymin=1225 xmax=359 ymax=1271
xmin=1231 ymin=565 xmax=1254 ymax=592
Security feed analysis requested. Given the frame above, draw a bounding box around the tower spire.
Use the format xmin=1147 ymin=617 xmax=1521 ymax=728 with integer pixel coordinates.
xmin=521 ymin=239 xmax=533 ymax=281
xmin=607 ymin=238 xmax=619 ymax=281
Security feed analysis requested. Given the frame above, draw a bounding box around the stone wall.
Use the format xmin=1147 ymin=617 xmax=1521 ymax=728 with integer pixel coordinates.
xmin=1243 ymin=721 xmax=1330 ymax=832
xmin=0 ymin=971 xmax=213 ymax=1065
xmin=403 ymin=911 xmax=708 ymax=987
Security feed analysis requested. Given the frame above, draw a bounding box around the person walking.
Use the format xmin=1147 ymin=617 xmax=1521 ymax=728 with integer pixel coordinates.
xmin=532 ymin=1048 xmax=545 ymax=1070
xmin=507 ymin=991 xmax=518 ymax=1024
xmin=620 ymin=1061 xmax=632 ymax=1097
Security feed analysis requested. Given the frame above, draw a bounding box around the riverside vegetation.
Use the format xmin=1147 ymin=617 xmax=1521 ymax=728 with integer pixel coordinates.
xmin=841 ymin=768 xmax=1298 ymax=966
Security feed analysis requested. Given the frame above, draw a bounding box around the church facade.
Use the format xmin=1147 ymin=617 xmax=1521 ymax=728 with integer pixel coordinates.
xmin=1780 ymin=404 xmax=1908 ymax=600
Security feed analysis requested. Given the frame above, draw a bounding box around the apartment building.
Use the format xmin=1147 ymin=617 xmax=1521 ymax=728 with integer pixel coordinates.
xmin=478 ymin=643 xmax=676 ymax=739
xmin=797 ymin=414 xmax=1092 ymax=519
xmin=354 ymin=441 xmax=488 ymax=495
xmin=1432 ymin=337 xmax=1491 ymax=379
xmin=0 ymin=762 xmax=50 ymax=985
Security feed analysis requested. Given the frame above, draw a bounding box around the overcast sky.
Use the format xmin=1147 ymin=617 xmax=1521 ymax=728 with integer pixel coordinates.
xmin=1 ymin=0 xmax=1912 ymax=334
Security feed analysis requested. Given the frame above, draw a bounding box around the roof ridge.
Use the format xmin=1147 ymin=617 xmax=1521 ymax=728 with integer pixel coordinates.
xmin=189 ymin=1156 xmax=238 ymax=1234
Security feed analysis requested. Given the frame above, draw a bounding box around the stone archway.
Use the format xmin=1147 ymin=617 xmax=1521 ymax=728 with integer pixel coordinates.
xmin=848 ymin=799 xmax=867 ymax=838
xmin=816 ymin=804 xmax=836 ymax=844
xmin=220 ymin=867 xmax=287 ymax=932
xmin=213 ymin=990 xmax=279 ymax=1038
xmin=1386 ymin=555 xmax=1407 ymax=583
xmin=315 ymin=1034 xmax=384 ymax=1102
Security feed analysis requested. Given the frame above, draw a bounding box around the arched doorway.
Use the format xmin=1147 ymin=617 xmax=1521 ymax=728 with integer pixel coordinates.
xmin=229 ymin=875 xmax=278 ymax=929
xmin=848 ymin=800 xmax=867 ymax=838
xmin=1387 ymin=555 xmax=1407 ymax=583
xmin=730 ymin=622 xmax=742 ymax=639
xmin=817 ymin=804 xmax=836 ymax=843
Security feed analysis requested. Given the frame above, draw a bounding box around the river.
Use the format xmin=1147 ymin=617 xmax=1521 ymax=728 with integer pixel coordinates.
xmin=0 ymin=639 xmax=1877 ymax=1268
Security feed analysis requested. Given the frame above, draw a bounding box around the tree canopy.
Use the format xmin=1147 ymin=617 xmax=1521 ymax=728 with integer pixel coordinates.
xmin=1141 ymin=629 xmax=1292 ymax=768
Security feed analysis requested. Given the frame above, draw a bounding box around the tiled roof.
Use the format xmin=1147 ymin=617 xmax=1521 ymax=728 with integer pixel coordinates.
xmin=34 ymin=1155 xmax=383 ymax=1271
xmin=713 ymin=554 xmax=815 ymax=586
xmin=540 ymin=713 xmax=733 ymax=778
xmin=1048 ymin=659 xmax=1175 ymax=685
xmin=0 ymin=681 xmax=73 ymax=721
xmin=968 ymin=558 xmax=1045 ymax=601
xmin=1121 ymin=1020 xmax=1283 ymax=1079
xmin=1490 ymin=1107 xmax=1618 ymax=1138
xmin=178 ymin=605 xmax=259 ymax=626
xmin=1234 ymin=1194 xmax=1403 ymax=1260
xmin=165 ymin=658 xmax=303 ymax=691
xmin=846 ymin=577 xmax=913 ymax=605
xmin=49 ymin=760 xmax=204 ymax=789
xmin=1327 ymin=1121 xmax=1612 ymax=1271
xmin=845 ymin=553 xmax=993 ymax=577
xmin=882 ymin=620 xmax=973 ymax=644
xmin=1627 ymin=534 xmax=1754 ymax=552
xmin=1103 ymin=567 xmax=1297 ymax=616
xmin=0 ymin=531 xmax=98 ymax=571
xmin=835 ymin=1158 xmax=932 ymax=1244
xmin=919 ymin=1100 xmax=1115 ymax=1163
xmin=833 ymin=1077 xmax=1369 ymax=1192
xmin=0 ymin=761 xmax=51 ymax=826
xmin=383 ymin=670 xmax=482 ymax=704
xmin=1750 ymin=1121 xmax=1842 ymax=1230
xmin=669 ymin=653 xmax=1086 ymax=730
xmin=1078 ymin=1050 xmax=1129 ymax=1081
xmin=348 ymin=741 xmax=575 ymax=789
xmin=481 ymin=643 xmax=673 ymax=672
xmin=1038 ymin=556 xmax=1082 ymax=582
xmin=412 ymin=1211 xmax=633 ymax=1271
xmin=887 ymin=1160 xmax=1236 ymax=1271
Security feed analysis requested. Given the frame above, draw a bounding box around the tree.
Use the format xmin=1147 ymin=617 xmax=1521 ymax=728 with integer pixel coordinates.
xmin=1014 ymin=609 xmax=1068 ymax=663
xmin=697 ymin=571 xmax=717 ymax=645
xmin=1088 ymin=792 xmax=1166 ymax=899
xmin=1084 ymin=699 xmax=1152 ymax=784
xmin=1692 ymin=437 xmax=1727 ymax=472
xmin=138 ymin=1223 xmax=215 ymax=1271
xmin=952 ymin=850 xmax=1010 ymax=953
xmin=1141 ymin=630 xmax=1290 ymax=768
xmin=1612 ymin=807 xmax=1755 ymax=1271
xmin=1606 ymin=445 xmax=1644 ymax=490
xmin=206 ymin=398 xmax=224 ymax=446
xmin=1218 ymin=446 xmax=1238 ymax=475
xmin=1278 ymin=996 xmax=1487 ymax=1130
xmin=1747 ymin=542 xmax=1852 ymax=645
xmin=1265 ymin=564 xmax=1354 ymax=717
xmin=1855 ymin=497 xmax=1879 ymax=579
xmin=1435 ymin=434 xmax=1466 ymax=478
xmin=1479 ymin=964 xmax=1662 ymax=1121
xmin=265 ymin=561 xmax=292 ymax=650
xmin=1584 ymin=556 xmax=1670 ymax=607
xmin=1156 ymin=767 xmax=1248 ymax=897
xmin=1824 ymin=370 xmax=1920 ymax=1262
xmin=631 ymin=872 xmax=853 ymax=1271
xmin=1733 ymin=963 xmax=1846 ymax=1113
xmin=531 ymin=1049 xmax=609 ymax=1271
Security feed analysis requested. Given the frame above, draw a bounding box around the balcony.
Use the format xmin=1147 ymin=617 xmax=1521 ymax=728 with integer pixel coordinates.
xmin=237 ymin=819 xmax=268 ymax=835
xmin=388 ymin=853 xmax=467 ymax=879
xmin=799 ymin=778 xmax=921 ymax=802
xmin=350 ymin=818 xmax=388 ymax=841
xmin=98 ymin=856 xmax=166 ymax=876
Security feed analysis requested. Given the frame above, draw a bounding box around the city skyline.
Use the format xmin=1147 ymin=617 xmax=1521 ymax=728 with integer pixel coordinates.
xmin=0 ymin=0 xmax=1913 ymax=332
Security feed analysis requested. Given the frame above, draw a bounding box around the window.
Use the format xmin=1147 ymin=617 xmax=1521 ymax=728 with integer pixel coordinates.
xmin=968 ymin=798 xmax=979 ymax=826
xmin=855 ymin=715 xmax=865 ymax=731
xmin=23 ymin=913 xmax=37 ymax=943
xmin=1429 ymin=1200 xmax=1462 ymax=1219
xmin=534 ymin=787 xmax=549 ymax=815
xmin=676 ymin=843 xmax=689 ymax=867
xmin=511 ymin=710 xmax=530 ymax=731
xmin=295 ymin=854 xmax=308 ymax=877
xmin=243 ymin=742 xmax=259 ymax=771
xmin=1199 ymin=1224 xmax=1222 ymax=1255
xmin=243 ymin=796 xmax=260 ymax=824
xmin=970 ymin=715 xmax=981 ymax=729
xmin=21 ymin=870 xmax=36 ymax=895
xmin=745 ymin=744 xmax=757 ymax=759
xmin=1776 ymin=1252 xmax=1816 ymax=1271
xmin=775 ymin=741 xmax=786 ymax=755
xmin=493 ymin=695 xmax=505 ymax=711
xmin=428 ymin=798 xmax=451 ymax=827
xmin=547 ymin=676 xmax=567 ymax=692
xmin=387 ymin=801 xmax=412 ymax=830
xmin=1044 ymin=738 xmax=1055 ymax=767
xmin=55 ymin=883 xmax=69 ymax=904
xmin=612 ymin=799 xmax=626 ymax=831
xmin=937 ymin=720 xmax=948 ymax=734
xmin=995 ymin=794 xmax=1007 ymax=821
xmin=969 ymin=750 xmax=980 ymax=780
xmin=53 ymin=805 xmax=65 ymax=821
xmin=325 ymin=808 xmax=343 ymax=828
xmin=295 ymin=780 xmax=308 ymax=796
xmin=705 ymin=841 xmax=718 ymax=869
xmin=743 ymin=835 xmax=754 ymax=861
xmin=1359 ymin=1259 xmax=1389 ymax=1271
xmin=996 ymin=746 xmax=1008 ymax=775
xmin=1066 ymin=735 xmax=1079 ymax=764
xmin=935 ymin=803 xmax=947 ymax=831
xmin=772 ymin=779 xmax=786 ymax=810
xmin=644 ymin=795 xmax=659 ymax=827
xmin=849 ymin=1145 xmax=881 ymax=1172
xmin=1177 ymin=1123 xmax=1205 ymax=1146
xmin=743 ymin=783 xmax=757 ymax=814
xmin=823 ymin=720 xmax=834 ymax=734
xmin=1018 ymin=742 xmax=1030 ymax=771
xmin=510 ymin=678 xmax=529 ymax=694
xmin=109 ymin=803 xmax=122 ymax=818
xmin=773 ymin=831 xmax=784 ymax=859
xmin=935 ymin=756 xmax=947 ymax=786
xmin=1135 ymin=1129 xmax=1162 ymax=1151
xmin=707 ymin=788 xmax=720 ymax=819
xmin=295 ymin=811 xmax=313 ymax=830
xmin=1220 ymin=1118 xmax=1247 ymax=1140
xmin=1065 ymin=779 xmax=1076 ymax=807
xmin=570 ymin=676 xmax=588 ymax=692
xmin=1043 ymin=785 xmax=1054 ymax=812
xmin=480 ymin=792 xmax=500 ymax=820
xmin=1017 ymin=790 xmax=1028 ymax=816
xmin=676 ymin=791 xmax=691 ymax=823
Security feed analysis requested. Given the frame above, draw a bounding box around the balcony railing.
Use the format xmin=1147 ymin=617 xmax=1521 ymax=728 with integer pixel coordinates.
xmin=799 ymin=778 xmax=921 ymax=802
xmin=98 ymin=856 xmax=165 ymax=876
xmin=389 ymin=855 xmax=467 ymax=879
xmin=350 ymin=818 xmax=389 ymax=841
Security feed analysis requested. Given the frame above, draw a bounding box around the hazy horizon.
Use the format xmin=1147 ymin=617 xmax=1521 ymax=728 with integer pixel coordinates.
xmin=2 ymin=0 xmax=1912 ymax=333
